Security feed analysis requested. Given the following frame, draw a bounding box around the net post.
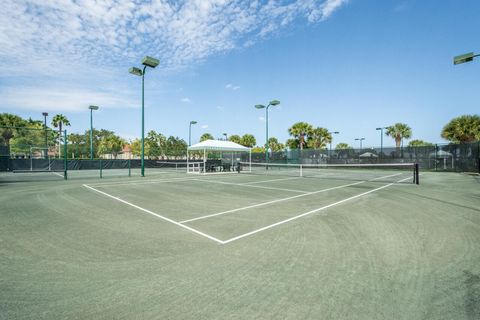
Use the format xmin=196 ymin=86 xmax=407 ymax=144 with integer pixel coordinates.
xmin=63 ymin=129 xmax=68 ymax=180
xmin=100 ymin=159 xmax=103 ymax=178
xmin=414 ymin=163 xmax=419 ymax=185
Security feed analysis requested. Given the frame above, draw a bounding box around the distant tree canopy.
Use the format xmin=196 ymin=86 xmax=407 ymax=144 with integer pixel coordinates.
xmin=441 ymin=114 xmax=480 ymax=143
xmin=228 ymin=135 xmax=241 ymax=144
xmin=267 ymin=137 xmax=284 ymax=152
xmin=408 ymin=139 xmax=434 ymax=147
xmin=240 ymin=134 xmax=256 ymax=148
xmin=200 ymin=133 xmax=214 ymax=142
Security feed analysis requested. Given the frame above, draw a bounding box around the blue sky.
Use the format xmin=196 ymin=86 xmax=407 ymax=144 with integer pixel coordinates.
xmin=0 ymin=0 xmax=479 ymax=148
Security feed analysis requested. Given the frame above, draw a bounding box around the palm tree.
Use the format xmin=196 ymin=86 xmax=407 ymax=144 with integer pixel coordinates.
xmin=307 ymin=127 xmax=331 ymax=149
xmin=228 ymin=135 xmax=242 ymax=144
xmin=441 ymin=115 xmax=480 ymax=143
xmin=267 ymin=137 xmax=285 ymax=152
xmin=288 ymin=122 xmax=313 ymax=150
xmin=240 ymin=134 xmax=256 ymax=148
xmin=335 ymin=143 xmax=354 ymax=159
xmin=385 ymin=123 xmax=412 ymax=155
xmin=200 ymin=133 xmax=214 ymax=142
xmin=51 ymin=114 xmax=70 ymax=157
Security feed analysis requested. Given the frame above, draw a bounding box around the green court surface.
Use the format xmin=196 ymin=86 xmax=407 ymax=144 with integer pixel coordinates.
xmin=1 ymin=169 xmax=479 ymax=319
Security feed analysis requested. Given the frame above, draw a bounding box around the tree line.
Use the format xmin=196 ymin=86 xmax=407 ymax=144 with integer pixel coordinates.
xmin=1 ymin=112 xmax=479 ymax=159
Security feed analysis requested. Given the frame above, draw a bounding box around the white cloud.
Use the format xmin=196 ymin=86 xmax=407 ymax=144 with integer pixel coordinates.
xmin=0 ymin=1 xmax=346 ymax=74
xmin=0 ymin=0 xmax=347 ymax=111
xmin=181 ymin=97 xmax=191 ymax=103
xmin=0 ymin=85 xmax=137 ymax=112
xmin=201 ymin=124 xmax=209 ymax=129
xmin=225 ymin=84 xmax=240 ymax=90
xmin=259 ymin=116 xmax=265 ymax=122
xmin=216 ymin=105 xmax=224 ymax=111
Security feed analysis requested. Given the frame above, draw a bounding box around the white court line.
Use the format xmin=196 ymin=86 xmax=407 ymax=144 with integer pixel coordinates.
xmin=221 ymin=175 xmax=414 ymax=244
xmin=83 ymin=184 xmax=225 ymax=244
xmin=52 ymin=172 xmax=64 ymax=178
xmin=240 ymin=177 xmax=302 ymax=185
xmin=180 ymin=181 xmax=364 ymax=223
xmin=88 ymin=177 xmax=199 ymax=188
xmin=192 ymin=179 xmax=308 ymax=194
xmin=180 ymin=172 xmax=403 ymax=224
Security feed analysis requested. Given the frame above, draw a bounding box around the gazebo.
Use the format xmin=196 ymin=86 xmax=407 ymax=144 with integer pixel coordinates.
xmin=187 ymin=140 xmax=251 ymax=174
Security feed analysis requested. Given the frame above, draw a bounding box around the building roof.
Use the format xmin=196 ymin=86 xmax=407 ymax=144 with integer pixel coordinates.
xmin=188 ymin=139 xmax=250 ymax=152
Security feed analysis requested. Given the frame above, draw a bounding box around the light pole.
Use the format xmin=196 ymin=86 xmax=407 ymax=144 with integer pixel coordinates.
xmin=255 ymin=99 xmax=280 ymax=163
xmin=223 ymin=133 xmax=228 ymax=141
xmin=454 ymin=52 xmax=479 ymax=65
xmin=42 ymin=112 xmax=48 ymax=158
xmin=89 ymin=105 xmax=99 ymax=159
xmin=328 ymin=131 xmax=339 ymax=159
xmin=376 ymin=127 xmax=387 ymax=159
xmin=189 ymin=121 xmax=197 ymax=146
xmin=355 ymin=138 xmax=365 ymax=151
xmin=129 ymin=56 xmax=159 ymax=177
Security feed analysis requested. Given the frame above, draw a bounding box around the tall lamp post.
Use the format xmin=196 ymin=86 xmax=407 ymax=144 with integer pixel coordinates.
xmin=255 ymin=99 xmax=280 ymax=163
xmin=328 ymin=131 xmax=339 ymax=159
xmin=453 ymin=52 xmax=479 ymax=65
xmin=376 ymin=127 xmax=387 ymax=159
xmin=355 ymin=137 xmax=365 ymax=151
xmin=42 ymin=112 xmax=48 ymax=158
xmin=129 ymin=56 xmax=159 ymax=177
xmin=89 ymin=105 xmax=99 ymax=159
xmin=223 ymin=133 xmax=228 ymax=141
xmin=189 ymin=121 xmax=197 ymax=146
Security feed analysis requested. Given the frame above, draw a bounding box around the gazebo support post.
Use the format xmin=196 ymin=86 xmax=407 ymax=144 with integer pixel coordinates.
xmin=203 ymin=148 xmax=206 ymax=174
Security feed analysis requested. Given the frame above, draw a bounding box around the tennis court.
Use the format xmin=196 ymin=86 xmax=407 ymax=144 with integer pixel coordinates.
xmin=1 ymin=168 xmax=480 ymax=319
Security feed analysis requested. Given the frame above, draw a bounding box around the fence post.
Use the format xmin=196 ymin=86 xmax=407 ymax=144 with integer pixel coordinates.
xmin=100 ymin=159 xmax=103 ymax=178
xmin=128 ymin=158 xmax=131 ymax=177
xmin=478 ymin=141 xmax=480 ymax=174
xmin=63 ymin=129 xmax=68 ymax=180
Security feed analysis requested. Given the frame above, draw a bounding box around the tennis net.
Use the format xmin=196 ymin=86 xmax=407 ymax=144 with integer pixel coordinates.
xmin=154 ymin=161 xmax=203 ymax=172
xmin=239 ymin=162 xmax=419 ymax=184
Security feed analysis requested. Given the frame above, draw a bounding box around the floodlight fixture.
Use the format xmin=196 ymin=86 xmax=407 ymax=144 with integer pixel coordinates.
xmin=129 ymin=67 xmax=143 ymax=76
xmin=355 ymin=137 xmax=365 ymax=150
xmin=328 ymin=131 xmax=340 ymax=157
xmin=89 ymin=105 xmax=100 ymax=159
xmin=453 ymin=52 xmax=479 ymax=65
xmin=254 ymin=99 xmax=281 ymax=163
xmin=142 ymin=56 xmax=160 ymax=68
xmin=129 ymin=55 xmax=159 ymax=177
xmin=42 ymin=112 xmax=48 ymax=117
xmin=376 ymin=127 xmax=387 ymax=159
xmin=189 ymin=120 xmax=197 ymax=146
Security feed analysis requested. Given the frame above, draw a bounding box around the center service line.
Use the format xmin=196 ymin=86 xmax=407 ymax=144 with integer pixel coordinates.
xmin=83 ymin=184 xmax=225 ymax=244
xmin=221 ymin=175 xmax=414 ymax=244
